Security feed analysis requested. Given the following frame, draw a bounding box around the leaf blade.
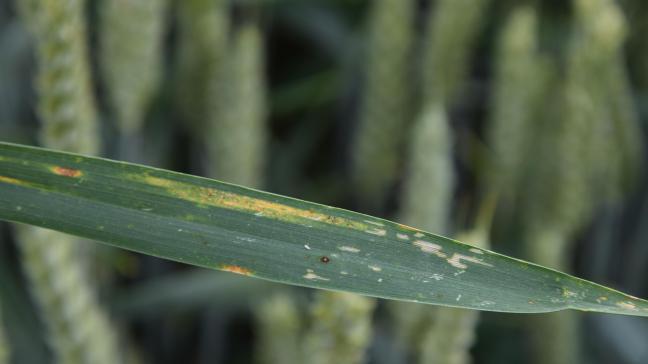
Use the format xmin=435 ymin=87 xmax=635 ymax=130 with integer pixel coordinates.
xmin=0 ymin=142 xmax=647 ymax=316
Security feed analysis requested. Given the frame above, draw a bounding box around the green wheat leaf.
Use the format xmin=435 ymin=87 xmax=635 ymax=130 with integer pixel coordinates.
xmin=1 ymin=142 xmax=647 ymax=316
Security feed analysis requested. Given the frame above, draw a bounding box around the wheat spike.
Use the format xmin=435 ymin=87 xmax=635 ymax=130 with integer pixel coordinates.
xmin=352 ymin=0 xmax=415 ymax=212
xmin=519 ymin=2 xmax=636 ymax=363
xmin=488 ymin=6 xmax=547 ymax=204
xmin=16 ymin=228 xmax=121 ymax=364
xmin=174 ymin=0 xmax=229 ymax=135
xmin=100 ymin=0 xmax=169 ymax=135
xmin=22 ymin=0 xmax=99 ymax=155
xmin=16 ymin=1 xmax=122 ymax=363
xmin=423 ymin=0 xmax=490 ymax=103
xmin=392 ymin=2 xmax=489 ymax=363
xmin=254 ymin=293 xmax=301 ymax=364
xmin=303 ymin=291 xmax=375 ymax=364
xmin=207 ymin=21 xmax=267 ymax=188
xmin=400 ymin=104 xmax=454 ymax=233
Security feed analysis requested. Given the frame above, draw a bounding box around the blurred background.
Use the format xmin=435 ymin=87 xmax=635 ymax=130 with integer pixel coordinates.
xmin=1 ymin=0 xmax=648 ymax=363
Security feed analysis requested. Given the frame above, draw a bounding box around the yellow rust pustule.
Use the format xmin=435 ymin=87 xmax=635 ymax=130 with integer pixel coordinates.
xmin=133 ymin=174 xmax=369 ymax=231
xmin=220 ymin=264 xmax=253 ymax=276
xmin=50 ymin=166 xmax=83 ymax=178
xmin=0 ymin=175 xmax=25 ymax=185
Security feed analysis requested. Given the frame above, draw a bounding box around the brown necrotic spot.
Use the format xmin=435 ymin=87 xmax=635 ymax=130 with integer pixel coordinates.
xmin=320 ymin=256 xmax=330 ymax=263
xmin=51 ymin=166 xmax=82 ymax=178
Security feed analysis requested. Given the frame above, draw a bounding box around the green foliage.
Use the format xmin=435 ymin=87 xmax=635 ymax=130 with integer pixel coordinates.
xmin=1 ymin=1 xmax=648 ymax=362
xmin=0 ymin=304 xmax=8 ymax=364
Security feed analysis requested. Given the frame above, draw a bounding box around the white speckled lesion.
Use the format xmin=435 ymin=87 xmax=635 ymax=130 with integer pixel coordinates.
xmin=561 ymin=288 xmax=579 ymax=299
xmin=414 ymin=240 xmax=494 ymax=270
xmin=338 ymin=246 xmax=361 ymax=253
xmin=616 ymin=301 xmax=637 ymax=310
xmin=430 ymin=273 xmax=444 ymax=281
xmin=365 ymin=228 xmax=387 ymax=236
xmin=469 ymin=248 xmax=484 ymax=254
xmin=447 ymin=253 xmax=493 ymax=269
xmin=303 ymin=269 xmax=330 ymax=281
xmin=413 ymin=240 xmax=446 ymax=258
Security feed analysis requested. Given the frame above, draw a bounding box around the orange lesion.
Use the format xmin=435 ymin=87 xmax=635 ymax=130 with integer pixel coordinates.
xmin=220 ymin=264 xmax=253 ymax=276
xmin=51 ymin=166 xmax=83 ymax=178
xmin=134 ymin=174 xmax=370 ymax=231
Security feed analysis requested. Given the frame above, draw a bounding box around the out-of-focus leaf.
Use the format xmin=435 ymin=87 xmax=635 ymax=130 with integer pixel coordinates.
xmin=112 ymin=269 xmax=285 ymax=317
